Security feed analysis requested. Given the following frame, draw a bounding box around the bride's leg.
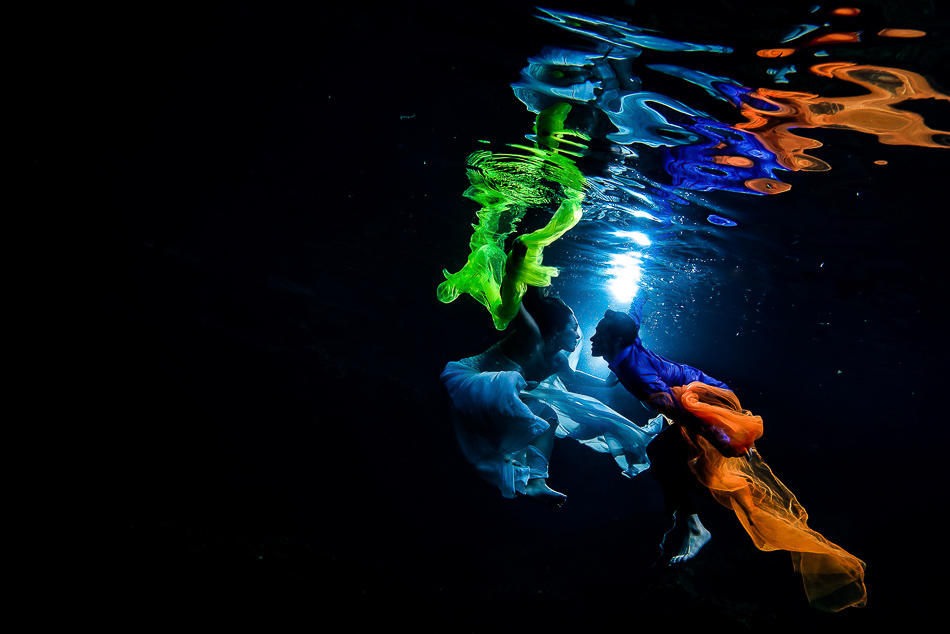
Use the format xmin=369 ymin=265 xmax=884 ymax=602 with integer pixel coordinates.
xmin=523 ymin=403 xmax=566 ymax=507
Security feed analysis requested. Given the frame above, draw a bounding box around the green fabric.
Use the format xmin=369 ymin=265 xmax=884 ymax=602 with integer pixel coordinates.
xmin=437 ymin=103 xmax=589 ymax=330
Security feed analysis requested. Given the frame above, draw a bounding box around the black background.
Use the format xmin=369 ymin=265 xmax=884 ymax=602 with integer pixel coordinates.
xmin=31 ymin=0 xmax=948 ymax=629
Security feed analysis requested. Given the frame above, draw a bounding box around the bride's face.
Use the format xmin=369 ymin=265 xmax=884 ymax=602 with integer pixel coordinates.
xmin=550 ymin=313 xmax=581 ymax=353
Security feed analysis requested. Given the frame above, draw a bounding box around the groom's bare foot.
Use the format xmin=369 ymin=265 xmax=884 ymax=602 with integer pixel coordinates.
xmin=670 ymin=515 xmax=711 ymax=565
xmin=525 ymin=479 xmax=567 ymax=508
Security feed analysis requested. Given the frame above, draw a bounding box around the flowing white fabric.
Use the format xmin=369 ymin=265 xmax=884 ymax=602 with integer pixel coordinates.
xmin=442 ymin=342 xmax=662 ymax=498
xmin=441 ymin=356 xmax=553 ymax=498
xmin=529 ymin=375 xmax=664 ymax=478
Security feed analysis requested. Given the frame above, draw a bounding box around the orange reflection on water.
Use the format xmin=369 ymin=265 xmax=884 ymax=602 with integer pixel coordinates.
xmin=805 ymin=31 xmax=861 ymax=47
xmin=878 ymin=28 xmax=926 ymax=38
xmin=755 ymin=32 xmax=860 ymax=58
xmin=831 ymin=8 xmax=860 ymax=17
xmin=757 ymin=48 xmax=796 ymax=58
xmin=713 ymin=155 xmax=755 ymax=168
xmin=745 ymin=178 xmax=792 ymax=194
xmin=736 ymin=62 xmax=950 ymax=173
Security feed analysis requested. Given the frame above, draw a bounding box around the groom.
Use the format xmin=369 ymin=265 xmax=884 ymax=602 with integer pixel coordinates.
xmin=589 ymin=294 xmax=736 ymax=564
xmin=590 ymin=294 xmax=867 ymax=611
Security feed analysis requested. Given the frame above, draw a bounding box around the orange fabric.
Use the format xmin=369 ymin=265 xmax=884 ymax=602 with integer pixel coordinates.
xmin=672 ymin=383 xmax=763 ymax=456
xmin=670 ymin=383 xmax=867 ymax=612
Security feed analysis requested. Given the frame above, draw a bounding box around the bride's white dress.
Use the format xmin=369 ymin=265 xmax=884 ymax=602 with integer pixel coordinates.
xmin=441 ymin=343 xmax=662 ymax=498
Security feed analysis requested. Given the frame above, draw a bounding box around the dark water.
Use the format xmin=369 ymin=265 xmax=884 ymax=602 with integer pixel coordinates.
xmin=61 ymin=0 xmax=949 ymax=629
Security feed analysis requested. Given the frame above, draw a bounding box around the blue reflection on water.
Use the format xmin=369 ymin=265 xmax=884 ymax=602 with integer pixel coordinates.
xmin=536 ymin=7 xmax=733 ymax=54
xmin=707 ymin=215 xmax=738 ymax=226
xmin=780 ymin=23 xmax=821 ymax=43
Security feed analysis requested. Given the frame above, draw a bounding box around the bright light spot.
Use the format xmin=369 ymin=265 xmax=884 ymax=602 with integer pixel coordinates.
xmin=631 ymin=209 xmax=660 ymax=221
xmin=608 ymin=252 xmax=643 ymax=305
xmin=614 ymin=230 xmax=652 ymax=247
xmin=616 ymin=192 xmax=656 ymax=210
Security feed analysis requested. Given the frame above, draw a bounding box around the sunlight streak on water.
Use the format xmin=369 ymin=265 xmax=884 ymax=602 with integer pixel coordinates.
xmin=613 ymin=230 xmax=651 ymax=247
xmin=607 ymin=251 xmax=644 ymax=306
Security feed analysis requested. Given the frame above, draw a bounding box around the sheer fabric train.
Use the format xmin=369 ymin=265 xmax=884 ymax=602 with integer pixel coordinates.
xmin=672 ymin=382 xmax=867 ymax=612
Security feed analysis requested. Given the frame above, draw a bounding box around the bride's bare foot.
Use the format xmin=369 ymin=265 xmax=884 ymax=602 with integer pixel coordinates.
xmin=525 ymin=479 xmax=567 ymax=508
xmin=670 ymin=514 xmax=711 ymax=565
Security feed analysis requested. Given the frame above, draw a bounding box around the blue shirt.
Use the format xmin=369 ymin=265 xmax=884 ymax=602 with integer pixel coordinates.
xmin=608 ymin=338 xmax=730 ymax=403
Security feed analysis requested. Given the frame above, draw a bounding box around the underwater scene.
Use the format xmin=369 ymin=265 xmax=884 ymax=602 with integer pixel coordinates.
xmin=87 ymin=0 xmax=948 ymax=629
